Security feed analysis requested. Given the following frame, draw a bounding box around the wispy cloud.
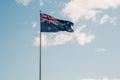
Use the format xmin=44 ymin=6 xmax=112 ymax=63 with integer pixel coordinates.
xmin=94 ymin=48 xmax=107 ymax=52
xmin=33 ymin=25 xmax=95 ymax=47
xmin=100 ymin=15 xmax=116 ymax=25
xmin=33 ymin=36 xmax=40 ymax=46
xmin=78 ymin=77 xmax=120 ymax=80
xmin=74 ymin=26 xmax=95 ymax=46
xmin=15 ymin=0 xmax=31 ymax=6
xmin=81 ymin=78 xmax=95 ymax=80
xmin=40 ymin=0 xmax=44 ymax=7
xmin=31 ymin=21 xmax=38 ymax=28
xmin=62 ymin=0 xmax=120 ymax=22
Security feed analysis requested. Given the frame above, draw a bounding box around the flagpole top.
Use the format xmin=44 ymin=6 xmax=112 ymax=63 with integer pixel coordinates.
xmin=40 ymin=10 xmax=42 ymax=13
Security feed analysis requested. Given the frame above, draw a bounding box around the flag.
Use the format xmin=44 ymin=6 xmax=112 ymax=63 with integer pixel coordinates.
xmin=40 ymin=13 xmax=74 ymax=32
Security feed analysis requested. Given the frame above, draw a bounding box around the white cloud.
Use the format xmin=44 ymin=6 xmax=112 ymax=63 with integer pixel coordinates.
xmin=34 ymin=33 xmax=73 ymax=47
xmin=31 ymin=22 xmax=38 ymax=28
xmin=33 ymin=25 xmax=95 ymax=47
xmin=76 ymin=32 xmax=95 ymax=46
xmin=41 ymin=34 xmax=47 ymax=46
xmin=16 ymin=0 xmax=31 ymax=6
xmin=62 ymin=0 xmax=120 ymax=22
xmin=74 ymin=26 xmax=95 ymax=46
xmin=40 ymin=0 xmax=44 ymax=7
xmin=33 ymin=37 xmax=40 ymax=46
xmin=100 ymin=15 xmax=117 ymax=25
xmin=52 ymin=33 xmax=73 ymax=46
xmin=33 ymin=34 xmax=47 ymax=47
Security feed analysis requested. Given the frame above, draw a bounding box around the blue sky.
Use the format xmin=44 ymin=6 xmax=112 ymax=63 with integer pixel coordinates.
xmin=0 ymin=0 xmax=120 ymax=80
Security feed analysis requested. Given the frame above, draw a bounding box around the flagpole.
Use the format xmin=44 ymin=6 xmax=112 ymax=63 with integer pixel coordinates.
xmin=39 ymin=10 xmax=42 ymax=80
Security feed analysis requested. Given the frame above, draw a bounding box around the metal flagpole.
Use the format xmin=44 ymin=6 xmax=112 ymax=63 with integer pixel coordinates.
xmin=39 ymin=10 xmax=42 ymax=80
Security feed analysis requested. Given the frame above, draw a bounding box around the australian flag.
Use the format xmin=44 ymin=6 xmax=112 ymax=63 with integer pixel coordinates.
xmin=40 ymin=13 xmax=74 ymax=32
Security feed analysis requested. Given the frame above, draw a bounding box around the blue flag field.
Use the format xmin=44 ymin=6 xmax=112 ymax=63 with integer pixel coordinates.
xmin=40 ymin=13 xmax=74 ymax=32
